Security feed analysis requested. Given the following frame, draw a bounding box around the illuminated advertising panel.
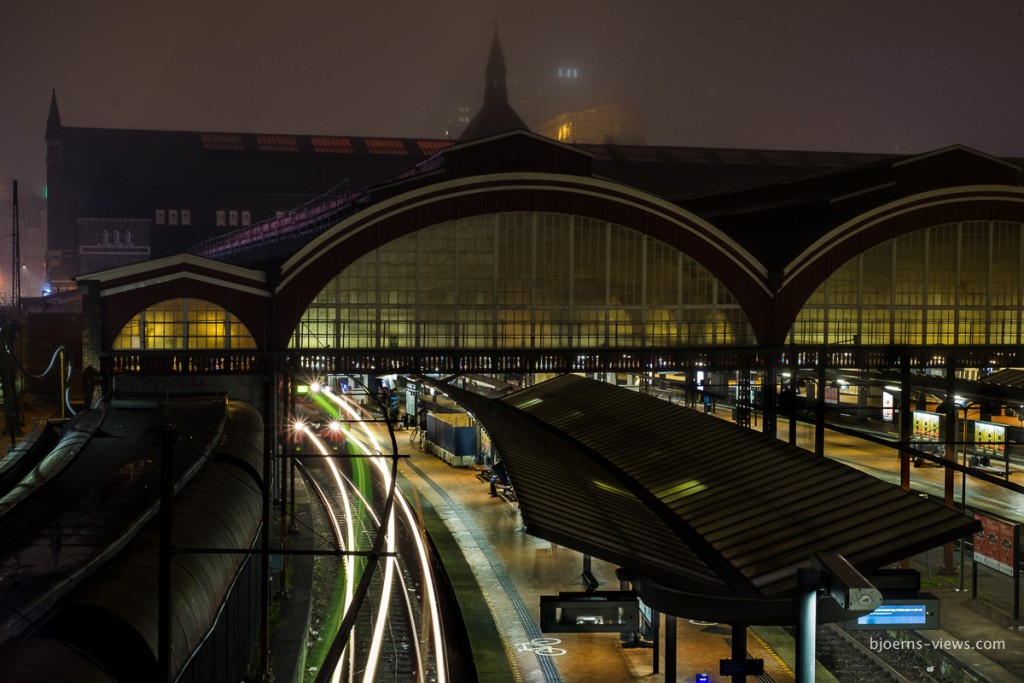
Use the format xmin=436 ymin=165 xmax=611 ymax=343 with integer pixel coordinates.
xmin=973 ymin=511 xmax=1017 ymax=577
xmin=912 ymin=411 xmax=941 ymax=441
xmin=974 ymin=421 xmax=1006 ymax=456
xmin=882 ymin=391 xmax=894 ymax=422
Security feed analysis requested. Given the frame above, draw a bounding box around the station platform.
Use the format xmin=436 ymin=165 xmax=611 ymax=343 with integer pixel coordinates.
xmin=396 ymin=410 xmax=1024 ymax=683
xmin=14 ymin=399 xmax=1020 ymax=681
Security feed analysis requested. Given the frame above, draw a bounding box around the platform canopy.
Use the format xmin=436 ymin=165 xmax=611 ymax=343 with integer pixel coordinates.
xmin=420 ymin=373 xmax=980 ymax=624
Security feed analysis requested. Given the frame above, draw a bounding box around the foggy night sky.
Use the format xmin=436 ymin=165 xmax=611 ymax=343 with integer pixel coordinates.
xmin=4 ymin=0 xmax=1024 ymax=197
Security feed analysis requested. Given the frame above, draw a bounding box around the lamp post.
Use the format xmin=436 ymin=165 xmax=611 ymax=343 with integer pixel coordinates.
xmin=956 ymin=399 xmax=975 ymax=592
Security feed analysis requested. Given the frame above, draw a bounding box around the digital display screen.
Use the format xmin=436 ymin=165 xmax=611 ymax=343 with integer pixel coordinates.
xmin=857 ymin=604 xmax=927 ymax=625
xmin=845 ymin=596 xmax=939 ymax=630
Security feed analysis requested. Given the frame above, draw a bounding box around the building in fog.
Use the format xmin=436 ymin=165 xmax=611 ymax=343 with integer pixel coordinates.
xmin=3 ymin=28 xmax=1021 ymax=683
xmin=0 ymin=186 xmax=47 ymax=301
xmin=535 ymin=102 xmax=647 ymax=145
xmin=29 ymin=29 xmax=1024 ymax=399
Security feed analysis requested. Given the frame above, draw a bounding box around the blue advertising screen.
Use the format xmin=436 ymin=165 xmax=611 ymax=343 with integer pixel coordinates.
xmin=845 ymin=596 xmax=939 ymax=630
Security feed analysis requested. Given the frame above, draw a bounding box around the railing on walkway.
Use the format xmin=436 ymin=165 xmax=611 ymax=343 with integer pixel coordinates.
xmin=191 ymin=180 xmax=357 ymax=259
xmin=109 ymin=353 xmax=262 ymax=374
xmin=106 ymin=344 xmax=1024 ymax=377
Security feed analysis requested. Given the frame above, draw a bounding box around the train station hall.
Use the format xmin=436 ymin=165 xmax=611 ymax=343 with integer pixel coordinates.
xmin=2 ymin=30 xmax=1023 ymax=683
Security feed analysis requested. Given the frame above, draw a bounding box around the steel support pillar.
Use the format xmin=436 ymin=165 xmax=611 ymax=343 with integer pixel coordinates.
xmin=665 ymin=614 xmax=677 ymax=682
xmin=942 ymin=356 xmax=957 ymax=573
xmin=730 ymin=623 xmax=747 ymax=683
xmin=815 ymin=357 xmax=826 ymax=457
xmin=651 ymin=609 xmax=660 ymax=674
xmin=796 ymin=567 xmax=818 ymax=682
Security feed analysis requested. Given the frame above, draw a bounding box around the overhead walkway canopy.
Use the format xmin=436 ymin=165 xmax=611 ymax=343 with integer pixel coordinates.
xmin=424 ymin=374 xmax=980 ymax=624
xmin=980 ymin=368 xmax=1024 ymax=392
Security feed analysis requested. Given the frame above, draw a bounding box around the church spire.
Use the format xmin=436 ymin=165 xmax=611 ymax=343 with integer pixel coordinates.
xmin=483 ymin=28 xmax=508 ymax=108
xmin=459 ymin=29 xmax=529 ymax=141
xmin=46 ymin=89 xmax=62 ymax=141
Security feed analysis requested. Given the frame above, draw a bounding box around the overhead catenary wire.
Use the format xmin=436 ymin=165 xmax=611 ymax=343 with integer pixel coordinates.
xmin=0 ymin=330 xmax=76 ymax=417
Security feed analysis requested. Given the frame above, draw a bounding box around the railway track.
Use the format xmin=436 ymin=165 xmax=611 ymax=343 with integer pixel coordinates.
xmin=780 ymin=624 xmax=948 ymax=683
xmin=300 ymin=457 xmax=432 ymax=681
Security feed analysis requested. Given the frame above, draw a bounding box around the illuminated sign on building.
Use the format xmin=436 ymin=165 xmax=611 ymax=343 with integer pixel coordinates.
xmin=557 ymin=67 xmax=581 ymax=79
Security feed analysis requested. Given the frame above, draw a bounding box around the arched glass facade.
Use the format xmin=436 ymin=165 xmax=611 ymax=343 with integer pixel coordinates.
xmin=113 ymin=298 xmax=257 ymax=350
xmin=788 ymin=221 xmax=1024 ymax=346
xmin=290 ymin=212 xmax=755 ymax=350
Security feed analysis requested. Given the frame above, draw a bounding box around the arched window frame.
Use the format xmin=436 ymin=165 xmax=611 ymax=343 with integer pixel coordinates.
xmin=112 ymin=298 xmax=257 ymax=351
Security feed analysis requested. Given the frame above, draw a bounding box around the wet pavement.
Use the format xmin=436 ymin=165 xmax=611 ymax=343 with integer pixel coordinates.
xmin=398 ymin=443 xmax=821 ymax=682
xmin=395 ymin=409 xmax=1024 ymax=682
xmin=14 ymin=398 xmax=1019 ymax=681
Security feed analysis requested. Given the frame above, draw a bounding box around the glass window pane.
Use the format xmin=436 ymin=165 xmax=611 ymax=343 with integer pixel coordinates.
xmin=290 ymin=212 xmax=756 ymax=350
xmin=789 ymin=221 xmax=1023 ymax=347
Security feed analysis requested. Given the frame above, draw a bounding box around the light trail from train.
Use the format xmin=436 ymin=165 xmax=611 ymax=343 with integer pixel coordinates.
xmin=301 ymin=384 xmax=448 ymax=683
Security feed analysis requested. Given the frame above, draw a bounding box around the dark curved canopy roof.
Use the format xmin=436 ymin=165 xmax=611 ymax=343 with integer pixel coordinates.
xmin=424 ymin=374 xmax=979 ymax=620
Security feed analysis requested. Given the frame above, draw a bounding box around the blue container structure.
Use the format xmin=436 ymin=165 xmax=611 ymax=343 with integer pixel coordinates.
xmin=425 ymin=412 xmax=479 ymax=467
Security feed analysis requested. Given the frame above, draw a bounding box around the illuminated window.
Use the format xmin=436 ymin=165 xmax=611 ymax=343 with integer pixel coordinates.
xmin=216 ymin=210 xmax=226 ymax=227
xmin=241 ymin=210 xmax=251 ymax=226
xmin=201 ymin=133 xmax=244 ymax=151
xmin=256 ymin=134 xmax=299 ymax=152
xmin=365 ymin=138 xmax=407 ymax=155
xmin=416 ymin=140 xmax=452 ymax=155
xmin=229 ymin=210 xmax=238 ymax=227
xmin=182 ymin=210 xmax=191 ymax=226
xmin=311 ymin=136 xmax=354 ymax=153
xmin=113 ymin=298 xmax=257 ymax=350
xmin=169 ymin=210 xmax=178 ymax=226
xmin=100 ymin=230 xmax=108 ymax=244
xmin=115 ymin=315 xmax=140 ymax=349
xmin=788 ymin=221 xmax=1024 ymax=346
xmin=155 ymin=209 xmax=165 ymax=225
xmin=290 ymin=212 xmax=754 ymax=350
xmin=143 ymin=300 xmax=183 ymax=349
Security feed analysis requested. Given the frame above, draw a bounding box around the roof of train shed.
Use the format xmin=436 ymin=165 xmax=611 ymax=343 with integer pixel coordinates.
xmin=980 ymin=368 xmax=1024 ymax=390
xmin=423 ymin=373 xmax=980 ymax=622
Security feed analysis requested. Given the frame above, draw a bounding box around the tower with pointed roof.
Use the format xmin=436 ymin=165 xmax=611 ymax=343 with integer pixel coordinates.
xmin=459 ymin=30 xmax=529 ymax=141
xmin=45 ymin=90 xmax=77 ymax=292
xmin=45 ymin=90 xmax=62 ymax=164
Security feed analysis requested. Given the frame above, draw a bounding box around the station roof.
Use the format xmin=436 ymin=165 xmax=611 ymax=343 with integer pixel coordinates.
xmin=980 ymin=368 xmax=1024 ymax=391
xmin=676 ymin=145 xmax=1022 ymax=273
xmin=424 ymin=374 xmax=979 ymax=621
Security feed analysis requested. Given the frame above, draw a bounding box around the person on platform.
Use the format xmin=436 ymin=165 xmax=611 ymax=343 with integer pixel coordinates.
xmin=489 ymin=459 xmax=509 ymax=497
